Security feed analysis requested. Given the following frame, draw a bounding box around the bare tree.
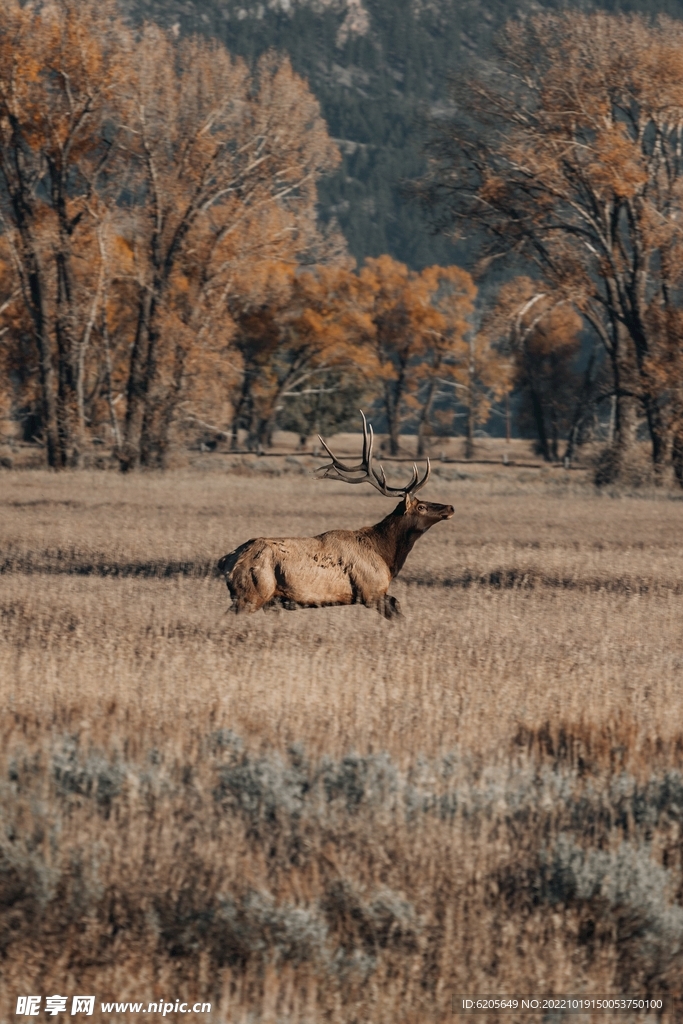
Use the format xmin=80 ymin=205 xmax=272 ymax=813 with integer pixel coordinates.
xmin=484 ymin=279 xmax=589 ymax=462
xmin=419 ymin=12 xmax=683 ymax=480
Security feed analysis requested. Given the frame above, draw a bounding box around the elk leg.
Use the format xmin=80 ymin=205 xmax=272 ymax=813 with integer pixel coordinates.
xmin=262 ymin=597 xmax=298 ymax=612
xmin=224 ymin=543 xmax=279 ymax=613
xmin=379 ymin=594 xmax=402 ymax=619
xmin=231 ymin=597 xmax=260 ymax=614
xmin=227 ymin=581 xmax=266 ymax=614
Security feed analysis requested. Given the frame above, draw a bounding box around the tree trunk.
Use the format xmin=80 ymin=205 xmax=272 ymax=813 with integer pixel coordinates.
xmin=121 ymin=288 xmax=154 ymax=471
xmin=230 ymin=417 xmax=240 ymax=451
xmin=102 ymin=308 xmax=121 ymax=454
xmin=230 ymin=368 xmax=249 ymax=451
xmin=12 ymin=217 xmax=61 ymax=467
xmin=614 ymin=392 xmax=638 ymax=455
xmin=54 ymin=264 xmax=74 ymax=468
xmin=23 ymin=249 xmax=60 ymax=468
xmin=246 ymin=402 xmax=261 ymax=452
xmin=388 ymin=410 xmax=400 ymax=456
xmin=530 ymin=386 xmax=551 ymax=461
xmin=672 ymin=429 xmax=683 ymax=489
xmin=54 ymin=176 xmax=79 ymax=467
xmin=465 ymin=340 xmax=476 ymax=460
xmin=417 ymin=378 xmax=437 ymax=458
xmin=550 ymin=407 xmax=559 ymax=462
xmin=150 ymin=342 xmax=188 ymax=468
xmin=36 ymin=325 xmax=60 ymax=470
xmin=139 ymin=318 xmax=163 ymax=468
xmin=464 ymin=396 xmax=474 ymax=459
xmin=384 ymin=380 xmax=402 ymax=456
xmin=260 ymin=373 xmax=299 ymax=450
xmin=74 ymin=340 xmax=87 ymax=467
xmin=564 ymin=339 xmax=599 ymax=465
xmin=596 ymin=340 xmax=638 ymax=483
xmin=260 ymin=413 xmax=276 ymax=450
xmin=383 ymin=358 xmax=409 ymax=457
xmin=258 ymin=416 xmax=272 ymax=450
xmin=73 ymin=255 xmax=106 ymax=467
xmin=595 ymin=391 xmax=640 ymax=486
xmin=642 ymin=392 xmax=667 ymax=477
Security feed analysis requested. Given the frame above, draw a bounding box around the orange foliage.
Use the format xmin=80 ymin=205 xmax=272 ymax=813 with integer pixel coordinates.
xmin=0 ymin=2 xmax=342 ymax=468
xmin=0 ymin=2 xmax=507 ymax=468
xmin=425 ymin=11 xmax=683 ymax=476
xmin=357 ymin=257 xmax=479 ymax=455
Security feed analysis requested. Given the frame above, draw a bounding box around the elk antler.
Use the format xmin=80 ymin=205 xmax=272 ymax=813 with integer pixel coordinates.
xmin=317 ymin=411 xmax=430 ymax=497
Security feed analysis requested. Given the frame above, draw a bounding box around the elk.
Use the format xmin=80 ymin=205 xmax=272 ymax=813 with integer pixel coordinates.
xmin=217 ymin=412 xmax=454 ymax=618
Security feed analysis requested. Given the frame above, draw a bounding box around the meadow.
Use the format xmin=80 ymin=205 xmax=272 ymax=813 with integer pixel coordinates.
xmin=1 ymin=449 xmax=683 ymax=1022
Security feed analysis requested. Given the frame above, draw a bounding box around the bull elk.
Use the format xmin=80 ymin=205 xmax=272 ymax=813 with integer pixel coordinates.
xmin=217 ymin=412 xmax=454 ymax=618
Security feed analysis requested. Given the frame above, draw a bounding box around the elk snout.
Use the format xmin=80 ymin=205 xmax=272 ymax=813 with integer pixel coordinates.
xmin=441 ymin=505 xmax=455 ymax=519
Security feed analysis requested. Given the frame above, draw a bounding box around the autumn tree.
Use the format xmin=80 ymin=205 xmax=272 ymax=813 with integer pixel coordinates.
xmin=119 ymin=29 xmax=339 ymax=469
xmin=420 ymin=12 xmax=683 ymax=481
xmin=226 ymin=262 xmax=369 ymax=450
xmin=0 ymin=0 xmax=130 ymax=467
xmin=413 ymin=264 xmax=478 ymax=456
xmin=356 ymin=256 xmax=439 ymax=455
xmin=0 ymin=5 xmax=340 ymax=469
xmin=484 ymin=278 xmax=594 ymax=462
xmin=355 ymin=256 xmax=490 ymax=456
xmin=224 ymin=262 xmax=292 ymax=451
xmin=266 ymin=265 xmax=372 ymax=447
xmin=277 ymin=368 xmax=365 ymax=448
xmin=458 ymin=330 xmax=512 ymax=460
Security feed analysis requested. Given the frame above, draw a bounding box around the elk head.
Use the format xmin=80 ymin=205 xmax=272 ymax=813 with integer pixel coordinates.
xmin=400 ymin=492 xmax=455 ymax=530
xmin=317 ymin=411 xmax=454 ymax=526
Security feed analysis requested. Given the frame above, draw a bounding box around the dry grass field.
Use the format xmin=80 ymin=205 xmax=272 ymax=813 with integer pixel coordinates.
xmin=1 ymin=452 xmax=683 ymax=1022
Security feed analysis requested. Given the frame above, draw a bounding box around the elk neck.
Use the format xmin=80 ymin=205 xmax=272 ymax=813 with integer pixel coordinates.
xmin=363 ymin=507 xmax=423 ymax=579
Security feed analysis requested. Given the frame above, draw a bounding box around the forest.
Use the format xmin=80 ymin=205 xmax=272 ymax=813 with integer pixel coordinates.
xmin=120 ymin=0 xmax=683 ymax=268
xmin=0 ymin=0 xmax=506 ymax=472
xmin=1 ymin=0 xmax=683 ymax=486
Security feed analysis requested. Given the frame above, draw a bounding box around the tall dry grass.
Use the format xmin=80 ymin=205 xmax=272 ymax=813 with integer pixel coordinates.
xmin=1 ymin=463 xmax=683 ymax=1022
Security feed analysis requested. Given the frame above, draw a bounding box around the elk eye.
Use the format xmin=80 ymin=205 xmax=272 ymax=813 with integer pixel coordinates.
xmin=417 ymin=504 xmax=426 ymax=512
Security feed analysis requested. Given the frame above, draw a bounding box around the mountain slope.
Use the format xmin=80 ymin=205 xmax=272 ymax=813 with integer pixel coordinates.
xmin=122 ymin=0 xmax=683 ymax=268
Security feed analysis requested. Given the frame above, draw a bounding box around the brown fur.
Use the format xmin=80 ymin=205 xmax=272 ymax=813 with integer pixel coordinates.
xmin=218 ymin=494 xmax=454 ymax=618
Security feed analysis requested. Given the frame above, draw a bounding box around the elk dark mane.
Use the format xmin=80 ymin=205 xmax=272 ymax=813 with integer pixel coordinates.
xmin=218 ymin=412 xmax=454 ymax=618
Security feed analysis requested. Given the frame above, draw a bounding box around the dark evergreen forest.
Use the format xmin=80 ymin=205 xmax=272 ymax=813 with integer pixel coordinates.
xmin=122 ymin=0 xmax=683 ymax=268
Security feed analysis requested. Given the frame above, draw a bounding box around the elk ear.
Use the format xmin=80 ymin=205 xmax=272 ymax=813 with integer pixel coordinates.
xmin=403 ymin=493 xmax=413 ymax=513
